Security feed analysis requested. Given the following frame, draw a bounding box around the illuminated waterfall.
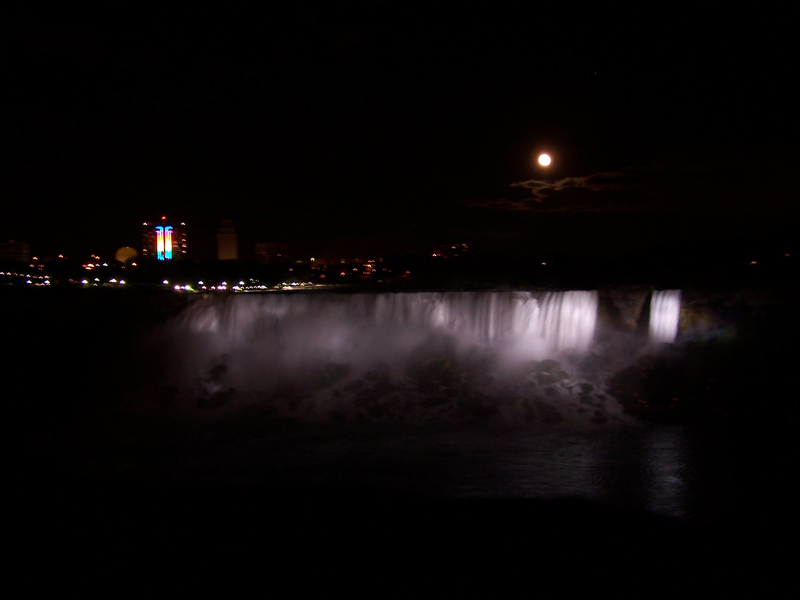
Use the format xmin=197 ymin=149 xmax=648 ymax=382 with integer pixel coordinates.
xmin=176 ymin=291 xmax=599 ymax=370
xmin=649 ymin=290 xmax=681 ymax=344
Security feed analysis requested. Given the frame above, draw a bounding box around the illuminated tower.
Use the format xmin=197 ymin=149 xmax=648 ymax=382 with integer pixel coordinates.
xmin=217 ymin=219 xmax=238 ymax=261
xmin=142 ymin=216 xmax=187 ymax=261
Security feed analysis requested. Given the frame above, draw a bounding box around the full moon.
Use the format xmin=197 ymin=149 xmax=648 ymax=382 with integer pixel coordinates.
xmin=538 ymin=153 xmax=551 ymax=166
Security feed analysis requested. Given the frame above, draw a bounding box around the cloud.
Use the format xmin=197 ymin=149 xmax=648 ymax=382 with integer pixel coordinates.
xmin=466 ymin=169 xmax=644 ymax=212
xmin=509 ymin=170 xmax=640 ymax=202
xmin=467 ymin=153 xmax=798 ymax=214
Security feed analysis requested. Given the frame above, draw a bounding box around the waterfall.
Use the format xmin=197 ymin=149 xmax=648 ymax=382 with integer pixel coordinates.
xmin=649 ymin=290 xmax=681 ymax=344
xmin=174 ymin=291 xmax=598 ymax=371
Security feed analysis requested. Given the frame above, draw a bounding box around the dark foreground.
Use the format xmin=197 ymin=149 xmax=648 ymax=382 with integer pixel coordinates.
xmin=7 ymin=286 xmax=798 ymax=590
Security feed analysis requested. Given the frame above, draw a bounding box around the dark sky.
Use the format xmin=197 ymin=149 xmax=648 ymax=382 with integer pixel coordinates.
xmin=3 ymin=9 xmax=797 ymax=261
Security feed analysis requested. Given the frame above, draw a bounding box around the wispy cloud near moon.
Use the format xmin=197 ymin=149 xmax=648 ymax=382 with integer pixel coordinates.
xmin=468 ymin=153 xmax=798 ymax=214
xmin=467 ymin=169 xmax=643 ymax=212
xmin=509 ymin=171 xmax=638 ymax=202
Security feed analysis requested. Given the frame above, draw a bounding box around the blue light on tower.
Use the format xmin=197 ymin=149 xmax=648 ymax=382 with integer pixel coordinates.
xmin=165 ymin=226 xmax=173 ymax=260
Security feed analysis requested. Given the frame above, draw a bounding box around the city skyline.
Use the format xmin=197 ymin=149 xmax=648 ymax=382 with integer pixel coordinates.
xmin=3 ymin=10 xmax=796 ymax=265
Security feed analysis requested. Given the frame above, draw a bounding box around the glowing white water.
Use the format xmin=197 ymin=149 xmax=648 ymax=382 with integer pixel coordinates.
xmin=649 ymin=290 xmax=681 ymax=344
xmin=173 ymin=291 xmax=598 ymax=380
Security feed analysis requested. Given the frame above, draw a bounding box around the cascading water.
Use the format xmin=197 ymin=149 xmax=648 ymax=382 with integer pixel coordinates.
xmin=649 ymin=290 xmax=681 ymax=344
xmin=139 ymin=289 xmax=630 ymax=425
xmin=176 ymin=290 xmax=598 ymax=366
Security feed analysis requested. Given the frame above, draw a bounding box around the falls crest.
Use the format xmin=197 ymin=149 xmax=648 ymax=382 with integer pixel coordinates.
xmin=177 ymin=291 xmax=599 ymax=364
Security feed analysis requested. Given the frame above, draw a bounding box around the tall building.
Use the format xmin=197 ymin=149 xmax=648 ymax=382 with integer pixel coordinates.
xmin=217 ymin=219 xmax=238 ymax=261
xmin=142 ymin=216 xmax=186 ymax=261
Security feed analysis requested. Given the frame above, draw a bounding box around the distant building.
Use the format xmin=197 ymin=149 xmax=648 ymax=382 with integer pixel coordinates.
xmin=0 ymin=240 xmax=30 ymax=263
xmin=255 ymin=242 xmax=289 ymax=264
xmin=142 ymin=217 xmax=186 ymax=261
xmin=217 ymin=220 xmax=238 ymax=261
xmin=431 ymin=243 xmax=471 ymax=258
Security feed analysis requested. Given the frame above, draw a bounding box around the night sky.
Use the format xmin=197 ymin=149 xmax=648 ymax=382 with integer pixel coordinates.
xmin=3 ymin=9 xmax=797 ymax=263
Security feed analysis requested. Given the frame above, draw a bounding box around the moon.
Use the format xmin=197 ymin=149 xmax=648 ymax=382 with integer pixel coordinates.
xmin=538 ymin=153 xmax=551 ymax=166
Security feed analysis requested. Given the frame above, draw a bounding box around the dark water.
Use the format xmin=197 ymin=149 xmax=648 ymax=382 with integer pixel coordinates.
xmin=26 ymin=413 xmax=793 ymax=587
xmin=138 ymin=420 xmax=694 ymax=516
xmin=8 ymin=288 xmax=796 ymax=586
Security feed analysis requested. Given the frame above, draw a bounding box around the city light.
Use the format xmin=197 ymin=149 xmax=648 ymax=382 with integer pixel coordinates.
xmin=165 ymin=226 xmax=173 ymax=260
xmin=156 ymin=226 xmax=164 ymax=260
